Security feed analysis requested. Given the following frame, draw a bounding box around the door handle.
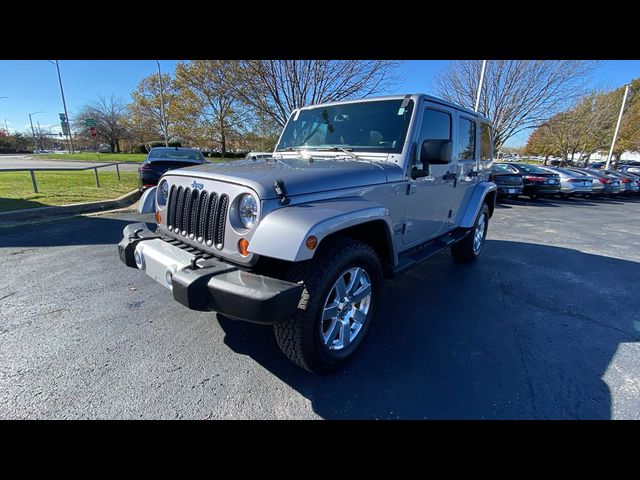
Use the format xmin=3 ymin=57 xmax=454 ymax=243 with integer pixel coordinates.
xmin=443 ymin=172 xmax=457 ymax=187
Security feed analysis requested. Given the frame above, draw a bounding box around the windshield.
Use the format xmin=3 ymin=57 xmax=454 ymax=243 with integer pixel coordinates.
xmin=148 ymin=148 xmax=204 ymax=162
xmin=276 ymin=99 xmax=414 ymax=154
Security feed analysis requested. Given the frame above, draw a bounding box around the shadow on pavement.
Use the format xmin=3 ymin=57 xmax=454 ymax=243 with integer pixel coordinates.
xmin=218 ymin=240 xmax=639 ymax=419
xmin=0 ymin=215 xmax=155 ymax=247
xmin=0 ymin=197 xmax=49 ymax=213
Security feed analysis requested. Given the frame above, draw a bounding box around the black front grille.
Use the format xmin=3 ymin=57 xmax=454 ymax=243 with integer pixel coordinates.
xmin=166 ymin=186 xmax=229 ymax=249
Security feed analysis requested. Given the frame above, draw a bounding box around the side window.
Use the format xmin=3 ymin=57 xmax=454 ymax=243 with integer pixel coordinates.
xmin=458 ymin=117 xmax=476 ymax=160
xmin=480 ymin=123 xmax=492 ymax=161
xmin=420 ymin=108 xmax=451 ymax=142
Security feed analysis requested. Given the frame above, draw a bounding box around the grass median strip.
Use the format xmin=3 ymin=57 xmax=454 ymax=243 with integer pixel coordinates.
xmin=0 ymin=170 xmax=139 ymax=212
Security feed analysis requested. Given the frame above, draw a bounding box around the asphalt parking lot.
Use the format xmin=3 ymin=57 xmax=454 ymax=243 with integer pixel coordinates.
xmin=1 ymin=195 xmax=639 ymax=419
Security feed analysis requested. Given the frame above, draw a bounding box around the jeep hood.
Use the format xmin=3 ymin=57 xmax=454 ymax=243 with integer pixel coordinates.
xmin=165 ymin=157 xmax=401 ymax=199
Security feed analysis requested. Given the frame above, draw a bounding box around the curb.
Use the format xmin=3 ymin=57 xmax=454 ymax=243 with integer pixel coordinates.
xmin=0 ymin=189 xmax=141 ymax=223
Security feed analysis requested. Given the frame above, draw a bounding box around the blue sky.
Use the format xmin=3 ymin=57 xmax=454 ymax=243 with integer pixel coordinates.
xmin=1 ymin=60 xmax=638 ymax=147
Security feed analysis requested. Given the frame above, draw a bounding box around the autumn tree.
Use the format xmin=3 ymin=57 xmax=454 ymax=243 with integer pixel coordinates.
xmin=225 ymin=60 xmax=403 ymax=127
xmin=608 ymin=78 xmax=640 ymax=165
xmin=433 ymin=60 xmax=597 ymax=150
xmin=73 ymin=95 xmax=129 ymax=152
xmin=128 ymin=73 xmax=177 ymax=145
xmin=523 ymin=125 xmax=559 ymax=163
xmin=172 ymin=60 xmax=249 ymax=155
xmin=523 ymin=88 xmax=624 ymax=166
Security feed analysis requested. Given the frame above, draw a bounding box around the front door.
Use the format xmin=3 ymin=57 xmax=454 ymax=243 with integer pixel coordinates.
xmin=402 ymin=102 xmax=457 ymax=246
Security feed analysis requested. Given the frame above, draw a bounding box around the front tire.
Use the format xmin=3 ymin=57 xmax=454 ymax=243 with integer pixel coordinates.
xmin=274 ymin=237 xmax=383 ymax=373
xmin=451 ymin=203 xmax=490 ymax=262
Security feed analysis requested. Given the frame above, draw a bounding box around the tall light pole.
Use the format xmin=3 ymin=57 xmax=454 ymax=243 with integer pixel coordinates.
xmin=156 ymin=60 xmax=169 ymax=147
xmin=475 ymin=60 xmax=487 ymax=113
xmin=605 ymin=84 xmax=630 ymax=170
xmin=48 ymin=60 xmax=74 ymax=154
xmin=0 ymin=96 xmax=7 ymax=134
xmin=29 ymin=111 xmax=43 ymax=151
xmin=37 ymin=120 xmax=44 ymax=149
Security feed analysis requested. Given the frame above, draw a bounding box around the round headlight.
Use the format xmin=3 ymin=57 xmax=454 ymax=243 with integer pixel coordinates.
xmin=157 ymin=179 xmax=169 ymax=207
xmin=238 ymin=194 xmax=258 ymax=229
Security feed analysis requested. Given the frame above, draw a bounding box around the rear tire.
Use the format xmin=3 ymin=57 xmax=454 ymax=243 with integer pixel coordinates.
xmin=451 ymin=203 xmax=490 ymax=262
xmin=274 ymin=237 xmax=383 ymax=374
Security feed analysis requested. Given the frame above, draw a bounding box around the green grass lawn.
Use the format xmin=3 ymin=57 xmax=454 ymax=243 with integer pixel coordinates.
xmin=32 ymin=152 xmax=148 ymax=162
xmin=0 ymin=170 xmax=139 ymax=212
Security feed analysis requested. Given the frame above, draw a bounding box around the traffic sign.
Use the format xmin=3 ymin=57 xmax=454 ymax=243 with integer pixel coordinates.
xmin=89 ymin=126 xmax=97 ymax=138
xmin=59 ymin=113 xmax=67 ymax=122
xmin=85 ymin=118 xmax=96 ymax=127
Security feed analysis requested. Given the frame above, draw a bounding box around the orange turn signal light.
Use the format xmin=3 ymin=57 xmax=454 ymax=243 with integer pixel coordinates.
xmin=305 ymin=235 xmax=318 ymax=250
xmin=155 ymin=211 xmax=162 ymax=224
xmin=238 ymin=238 xmax=250 ymax=256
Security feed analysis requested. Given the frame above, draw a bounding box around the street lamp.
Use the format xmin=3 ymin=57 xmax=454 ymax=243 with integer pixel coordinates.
xmin=156 ymin=60 xmax=169 ymax=147
xmin=29 ymin=111 xmax=44 ymax=151
xmin=47 ymin=60 xmax=74 ymax=154
xmin=0 ymin=97 xmax=7 ymax=134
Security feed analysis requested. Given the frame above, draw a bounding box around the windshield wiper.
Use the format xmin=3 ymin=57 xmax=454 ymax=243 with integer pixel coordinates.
xmin=314 ymin=147 xmax=361 ymax=161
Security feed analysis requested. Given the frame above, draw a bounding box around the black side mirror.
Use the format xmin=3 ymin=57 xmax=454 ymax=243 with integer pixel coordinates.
xmin=420 ymin=139 xmax=452 ymax=165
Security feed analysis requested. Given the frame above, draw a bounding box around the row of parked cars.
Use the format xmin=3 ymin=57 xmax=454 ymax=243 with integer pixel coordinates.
xmin=490 ymin=162 xmax=640 ymax=200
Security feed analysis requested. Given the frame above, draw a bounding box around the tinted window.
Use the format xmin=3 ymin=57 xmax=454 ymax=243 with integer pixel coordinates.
xmin=480 ymin=123 xmax=491 ymax=161
xmin=492 ymin=164 xmax=517 ymax=174
xmin=419 ymin=108 xmax=451 ymax=141
xmin=276 ymin=99 xmax=414 ymax=154
xmin=148 ymin=148 xmax=204 ymax=162
xmin=458 ymin=118 xmax=476 ymax=160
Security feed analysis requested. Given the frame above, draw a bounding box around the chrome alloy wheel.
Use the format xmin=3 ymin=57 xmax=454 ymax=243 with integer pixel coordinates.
xmin=473 ymin=212 xmax=487 ymax=254
xmin=320 ymin=267 xmax=372 ymax=351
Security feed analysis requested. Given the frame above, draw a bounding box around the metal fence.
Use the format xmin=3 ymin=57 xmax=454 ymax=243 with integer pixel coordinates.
xmin=0 ymin=162 xmax=122 ymax=193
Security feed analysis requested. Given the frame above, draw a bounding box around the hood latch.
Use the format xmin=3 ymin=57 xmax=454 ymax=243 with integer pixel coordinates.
xmin=273 ymin=178 xmax=290 ymax=205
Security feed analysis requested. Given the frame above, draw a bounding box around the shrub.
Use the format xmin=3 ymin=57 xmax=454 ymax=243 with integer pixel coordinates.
xmin=129 ymin=144 xmax=148 ymax=154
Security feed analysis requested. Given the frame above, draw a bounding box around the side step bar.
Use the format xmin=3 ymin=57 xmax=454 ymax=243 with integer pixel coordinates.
xmin=394 ymin=228 xmax=471 ymax=275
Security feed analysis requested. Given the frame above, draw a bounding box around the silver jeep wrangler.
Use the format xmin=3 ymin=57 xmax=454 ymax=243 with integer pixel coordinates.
xmin=118 ymin=94 xmax=497 ymax=373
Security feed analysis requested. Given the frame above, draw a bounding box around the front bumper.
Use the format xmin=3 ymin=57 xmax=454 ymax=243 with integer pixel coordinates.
xmin=118 ymin=223 xmax=304 ymax=325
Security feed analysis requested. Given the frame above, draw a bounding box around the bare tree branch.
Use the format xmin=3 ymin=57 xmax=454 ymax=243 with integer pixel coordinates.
xmin=433 ymin=60 xmax=598 ymax=149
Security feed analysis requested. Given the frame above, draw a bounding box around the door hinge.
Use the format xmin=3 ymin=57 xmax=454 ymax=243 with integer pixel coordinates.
xmin=448 ymin=209 xmax=453 ymax=218
xmin=407 ymin=183 xmax=417 ymax=195
xmin=402 ymin=222 xmax=413 ymax=234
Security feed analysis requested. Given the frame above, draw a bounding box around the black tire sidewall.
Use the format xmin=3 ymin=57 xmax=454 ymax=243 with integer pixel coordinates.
xmin=472 ymin=204 xmax=489 ymax=257
xmin=312 ymin=254 xmax=381 ymax=365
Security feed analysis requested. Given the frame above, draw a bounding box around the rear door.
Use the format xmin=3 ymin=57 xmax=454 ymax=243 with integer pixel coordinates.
xmin=446 ymin=113 xmax=483 ymax=228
